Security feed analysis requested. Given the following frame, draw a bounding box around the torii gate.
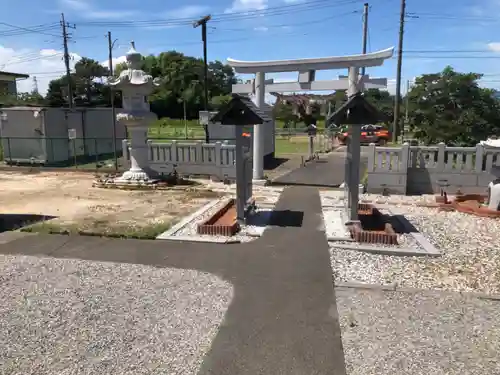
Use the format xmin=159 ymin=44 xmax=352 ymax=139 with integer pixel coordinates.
xmin=227 ymin=47 xmax=394 ymax=181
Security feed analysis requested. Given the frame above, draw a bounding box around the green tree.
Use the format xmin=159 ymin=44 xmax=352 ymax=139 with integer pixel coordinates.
xmin=46 ymin=51 xmax=236 ymax=120
xmin=46 ymin=57 xmax=110 ymax=107
xmin=210 ymin=95 xmax=232 ymax=110
xmin=364 ymin=88 xmax=395 ymax=126
xmin=407 ymin=66 xmax=500 ymax=146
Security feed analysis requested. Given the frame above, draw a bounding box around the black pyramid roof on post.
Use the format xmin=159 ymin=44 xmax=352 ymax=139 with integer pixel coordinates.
xmin=326 ymin=92 xmax=389 ymax=126
xmin=210 ymin=94 xmax=272 ymax=126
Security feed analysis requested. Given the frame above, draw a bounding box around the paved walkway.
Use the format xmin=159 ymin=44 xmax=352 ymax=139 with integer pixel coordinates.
xmin=0 ymin=187 xmax=346 ymax=375
xmin=272 ymin=151 xmax=368 ymax=187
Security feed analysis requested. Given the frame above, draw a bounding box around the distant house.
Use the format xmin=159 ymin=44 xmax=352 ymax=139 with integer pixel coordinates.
xmin=0 ymin=71 xmax=30 ymax=96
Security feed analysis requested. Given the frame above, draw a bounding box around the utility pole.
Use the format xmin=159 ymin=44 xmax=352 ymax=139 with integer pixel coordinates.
xmin=393 ymin=0 xmax=406 ymax=143
xmin=60 ymin=13 xmax=75 ymax=108
xmin=108 ymin=31 xmax=118 ymax=170
xmin=361 ymin=3 xmax=369 ymax=76
xmin=193 ymin=15 xmax=211 ymax=143
xmin=32 ymin=76 xmax=39 ymax=95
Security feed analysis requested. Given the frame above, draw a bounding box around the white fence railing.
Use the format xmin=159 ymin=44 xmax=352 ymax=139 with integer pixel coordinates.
xmin=366 ymin=142 xmax=500 ymax=194
xmin=122 ymin=140 xmax=237 ymax=179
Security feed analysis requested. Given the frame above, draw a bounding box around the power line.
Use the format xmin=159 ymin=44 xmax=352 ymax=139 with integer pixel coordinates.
xmin=107 ymin=31 xmax=118 ymax=171
xmin=73 ymin=0 xmax=363 ymax=27
xmin=193 ymin=15 xmax=211 ymax=143
xmin=61 ymin=13 xmax=76 ymax=108
xmin=393 ymin=0 xmax=405 ymax=143
xmin=361 ymin=2 xmax=369 ymax=76
xmin=211 ymin=12 xmax=359 ymax=33
xmin=0 ymin=22 xmax=60 ymax=37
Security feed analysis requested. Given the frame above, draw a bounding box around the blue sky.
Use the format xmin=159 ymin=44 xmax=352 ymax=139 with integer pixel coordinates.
xmin=1 ymin=0 xmax=500 ymax=94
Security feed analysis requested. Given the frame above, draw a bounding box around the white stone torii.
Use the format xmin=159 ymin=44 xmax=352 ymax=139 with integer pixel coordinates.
xmin=227 ymin=47 xmax=394 ymax=181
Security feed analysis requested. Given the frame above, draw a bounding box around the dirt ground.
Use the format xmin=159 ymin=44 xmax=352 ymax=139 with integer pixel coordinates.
xmin=0 ymin=171 xmax=221 ymax=236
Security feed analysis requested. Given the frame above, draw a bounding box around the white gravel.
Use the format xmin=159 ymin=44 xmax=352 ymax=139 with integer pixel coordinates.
xmin=328 ymin=193 xmax=500 ymax=294
xmin=0 ymin=255 xmax=233 ymax=375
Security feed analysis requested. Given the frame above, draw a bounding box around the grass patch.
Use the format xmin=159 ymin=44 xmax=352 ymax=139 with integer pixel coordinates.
xmin=21 ymin=220 xmax=174 ymax=240
xmin=275 ymin=138 xmax=310 ymax=155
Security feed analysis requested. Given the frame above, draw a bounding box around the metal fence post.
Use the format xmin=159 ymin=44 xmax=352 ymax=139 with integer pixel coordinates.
xmin=7 ymin=137 xmax=12 ymax=166
xmin=73 ymin=138 xmax=77 ymax=168
xmin=95 ymin=138 xmax=99 ymax=166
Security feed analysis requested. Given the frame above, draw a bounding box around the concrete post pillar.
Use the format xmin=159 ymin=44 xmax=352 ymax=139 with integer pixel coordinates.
xmin=127 ymin=126 xmax=149 ymax=173
xmin=347 ymin=66 xmax=361 ymax=223
xmin=253 ymin=71 xmax=265 ymax=180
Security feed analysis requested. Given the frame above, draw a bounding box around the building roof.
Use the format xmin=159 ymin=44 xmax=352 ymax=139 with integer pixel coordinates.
xmin=326 ymin=92 xmax=388 ymax=126
xmin=211 ymin=94 xmax=272 ymax=126
xmin=0 ymin=71 xmax=30 ymax=79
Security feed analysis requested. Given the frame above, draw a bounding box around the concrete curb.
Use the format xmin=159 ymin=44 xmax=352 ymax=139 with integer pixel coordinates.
xmin=156 ymin=198 xmax=224 ymax=239
xmin=329 ymin=242 xmax=440 ymax=257
xmin=156 ymin=234 xmax=241 ymax=244
xmin=334 ymin=282 xmax=500 ymax=301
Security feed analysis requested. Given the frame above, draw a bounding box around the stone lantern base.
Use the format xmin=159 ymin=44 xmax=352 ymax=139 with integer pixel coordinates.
xmin=114 ymin=170 xmax=158 ymax=185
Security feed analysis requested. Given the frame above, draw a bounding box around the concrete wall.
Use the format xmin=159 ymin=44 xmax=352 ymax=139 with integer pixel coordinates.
xmin=207 ymin=120 xmax=275 ymax=157
xmin=0 ymin=108 xmax=45 ymax=162
xmin=1 ymin=107 xmax=126 ymax=164
xmin=122 ymin=140 xmax=237 ymax=180
xmin=366 ymin=142 xmax=500 ymax=195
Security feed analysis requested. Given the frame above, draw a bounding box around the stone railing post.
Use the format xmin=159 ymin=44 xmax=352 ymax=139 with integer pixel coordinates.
xmin=122 ymin=139 xmax=129 ymax=161
xmin=196 ymin=141 xmax=203 ymax=163
xmin=437 ymin=142 xmax=446 ymax=171
xmin=215 ymin=141 xmax=222 ymax=166
xmin=475 ymin=143 xmax=484 ymax=173
xmin=367 ymin=143 xmax=376 ymax=172
xmin=171 ymin=140 xmax=178 ymax=163
xmin=400 ymin=142 xmax=410 ymax=173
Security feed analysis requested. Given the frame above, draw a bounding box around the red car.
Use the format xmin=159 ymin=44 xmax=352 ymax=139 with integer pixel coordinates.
xmin=338 ymin=125 xmax=391 ymax=145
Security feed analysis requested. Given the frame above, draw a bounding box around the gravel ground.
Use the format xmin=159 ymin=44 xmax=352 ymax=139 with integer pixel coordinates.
xmin=321 ymin=191 xmax=500 ymax=294
xmin=0 ymin=255 xmax=233 ymax=375
xmin=336 ymin=287 xmax=500 ymax=375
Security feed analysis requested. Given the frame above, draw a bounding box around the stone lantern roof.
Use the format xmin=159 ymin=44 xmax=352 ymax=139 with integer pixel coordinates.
xmin=108 ymin=41 xmax=160 ymax=88
xmin=211 ymin=94 xmax=271 ymax=126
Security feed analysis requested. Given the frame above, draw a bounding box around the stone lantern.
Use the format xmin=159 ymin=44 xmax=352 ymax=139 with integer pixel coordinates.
xmin=109 ymin=41 xmax=160 ymax=183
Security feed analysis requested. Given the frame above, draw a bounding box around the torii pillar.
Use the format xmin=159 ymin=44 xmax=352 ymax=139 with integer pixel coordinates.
xmin=253 ymin=72 xmax=266 ymax=180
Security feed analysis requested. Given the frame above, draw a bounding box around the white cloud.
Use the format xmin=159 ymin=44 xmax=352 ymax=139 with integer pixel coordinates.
xmin=488 ymin=42 xmax=500 ymax=52
xmin=165 ymin=5 xmax=209 ymax=18
xmin=59 ymin=0 xmax=136 ymax=19
xmin=0 ymin=45 xmax=81 ymax=95
xmin=254 ymin=26 xmax=269 ymax=32
xmin=99 ymin=55 xmax=127 ymax=70
xmin=283 ymin=0 xmax=305 ymax=3
xmin=225 ymin=0 xmax=268 ymax=13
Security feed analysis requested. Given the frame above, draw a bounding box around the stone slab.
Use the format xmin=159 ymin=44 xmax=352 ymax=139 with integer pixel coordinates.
xmin=329 ymin=242 xmax=440 ymax=257
xmin=322 ymin=208 xmax=351 ymax=241
xmin=156 ymin=199 xmax=224 ymax=239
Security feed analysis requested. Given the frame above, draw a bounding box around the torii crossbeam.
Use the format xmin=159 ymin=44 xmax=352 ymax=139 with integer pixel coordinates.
xmin=227 ymin=47 xmax=394 ymax=181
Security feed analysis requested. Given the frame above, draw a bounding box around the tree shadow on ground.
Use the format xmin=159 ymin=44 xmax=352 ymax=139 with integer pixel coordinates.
xmin=0 ymin=214 xmax=56 ymax=233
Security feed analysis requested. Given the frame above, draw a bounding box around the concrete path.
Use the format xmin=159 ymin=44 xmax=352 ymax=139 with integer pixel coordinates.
xmin=0 ymin=186 xmax=347 ymax=375
xmin=272 ymin=152 xmax=368 ymax=188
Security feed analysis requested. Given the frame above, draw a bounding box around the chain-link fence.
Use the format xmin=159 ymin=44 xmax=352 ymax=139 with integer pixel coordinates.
xmin=0 ymin=137 xmax=128 ymax=171
xmin=0 ymin=131 xmax=340 ymax=171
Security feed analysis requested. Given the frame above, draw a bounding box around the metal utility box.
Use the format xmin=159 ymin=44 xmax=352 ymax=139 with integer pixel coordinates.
xmin=0 ymin=107 xmax=126 ymax=164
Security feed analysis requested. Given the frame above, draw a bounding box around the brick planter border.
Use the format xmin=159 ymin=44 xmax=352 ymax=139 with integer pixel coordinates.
xmin=197 ymin=198 xmax=240 ymax=237
xmin=347 ymin=204 xmax=399 ymax=245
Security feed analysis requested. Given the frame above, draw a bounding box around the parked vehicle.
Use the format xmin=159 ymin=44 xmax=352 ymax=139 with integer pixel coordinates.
xmin=337 ymin=125 xmax=391 ymax=145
